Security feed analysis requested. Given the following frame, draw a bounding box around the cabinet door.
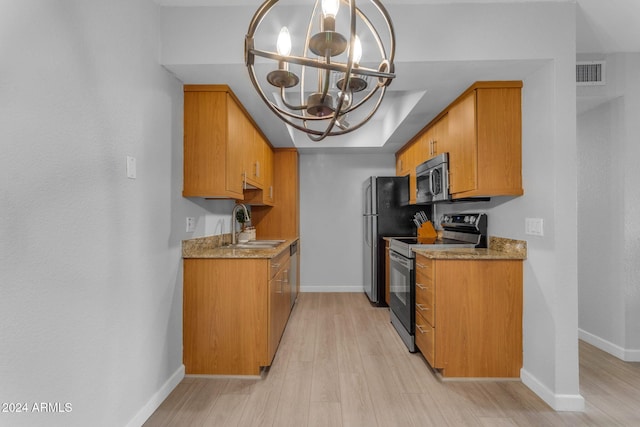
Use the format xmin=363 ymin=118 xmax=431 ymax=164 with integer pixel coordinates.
xmin=396 ymin=150 xmax=408 ymax=176
xmin=397 ymin=141 xmax=419 ymax=204
xmin=434 ymin=259 xmax=523 ymax=378
xmin=227 ymin=95 xmax=248 ymax=195
xmin=245 ymin=122 xmax=267 ymax=188
xmin=184 ymin=90 xmax=245 ymax=198
xmin=415 ymin=311 xmax=435 ymax=366
xmin=447 ymin=91 xmax=477 ymax=194
xmin=268 ymin=272 xmax=283 ymax=362
xmin=263 ymin=144 xmax=274 ymax=203
xmin=183 ymin=258 xmax=267 ymax=375
xmin=431 ymin=113 xmax=449 ymax=158
xmin=475 ymin=87 xmax=523 ymax=196
xmin=268 ymin=257 xmax=291 ymax=362
xmin=252 ymin=149 xmax=299 ymax=239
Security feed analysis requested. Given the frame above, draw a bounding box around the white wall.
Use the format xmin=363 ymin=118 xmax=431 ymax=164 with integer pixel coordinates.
xmin=577 ymin=53 xmax=640 ymax=361
xmin=438 ymin=59 xmax=583 ymax=408
xmin=299 ymin=153 xmax=395 ymax=291
xmin=0 ymin=1 xmax=233 ymax=426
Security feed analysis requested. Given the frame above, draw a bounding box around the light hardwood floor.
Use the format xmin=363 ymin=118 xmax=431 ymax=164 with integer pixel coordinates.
xmin=144 ymin=293 xmax=640 ymax=426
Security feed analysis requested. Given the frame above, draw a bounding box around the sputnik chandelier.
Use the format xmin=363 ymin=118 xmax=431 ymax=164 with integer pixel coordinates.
xmin=245 ymin=0 xmax=396 ymax=141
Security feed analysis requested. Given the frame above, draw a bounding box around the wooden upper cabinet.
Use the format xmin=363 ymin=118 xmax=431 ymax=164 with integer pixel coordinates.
xmin=395 ymin=81 xmax=523 ymax=201
xmin=396 ymin=139 xmax=421 ymax=204
xmin=429 ymin=113 xmax=449 ymax=159
xmin=448 ymin=91 xmax=477 ymax=194
xmin=448 ymin=83 xmax=523 ymax=198
xmin=252 ymin=149 xmax=299 ymax=239
xmin=243 ymin=116 xmax=266 ymax=189
xmin=183 ymin=84 xmax=276 ymax=202
xmin=263 ymin=142 xmax=274 ymax=204
xmin=395 ymin=148 xmax=410 ymax=177
xmin=183 ymin=88 xmax=245 ymax=198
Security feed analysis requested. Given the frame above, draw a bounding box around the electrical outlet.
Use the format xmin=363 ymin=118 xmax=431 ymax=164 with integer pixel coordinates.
xmin=525 ymin=218 xmax=544 ymax=236
xmin=126 ymin=156 xmax=136 ymax=179
xmin=186 ymin=217 xmax=196 ymax=232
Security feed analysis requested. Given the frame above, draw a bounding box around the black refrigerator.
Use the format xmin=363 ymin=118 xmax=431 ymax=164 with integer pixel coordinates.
xmin=362 ymin=176 xmax=427 ymax=305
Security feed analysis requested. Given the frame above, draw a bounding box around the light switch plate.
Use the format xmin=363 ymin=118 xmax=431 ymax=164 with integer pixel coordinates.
xmin=186 ymin=217 xmax=196 ymax=232
xmin=126 ymin=156 xmax=136 ymax=179
xmin=525 ymin=218 xmax=544 ymax=236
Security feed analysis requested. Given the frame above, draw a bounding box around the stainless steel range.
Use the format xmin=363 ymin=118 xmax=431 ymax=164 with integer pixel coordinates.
xmin=388 ymin=213 xmax=487 ymax=351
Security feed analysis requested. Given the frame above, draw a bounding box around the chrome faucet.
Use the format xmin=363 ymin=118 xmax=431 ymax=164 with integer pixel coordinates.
xmin=231 ymin=203 xmax=250 ymax=245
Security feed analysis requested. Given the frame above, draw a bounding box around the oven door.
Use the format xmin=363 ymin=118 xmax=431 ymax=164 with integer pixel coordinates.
xmin=389 ymin=249 xmax=415 ymax=342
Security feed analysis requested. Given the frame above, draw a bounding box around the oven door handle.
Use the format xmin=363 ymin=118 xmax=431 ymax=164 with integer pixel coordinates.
xmin=389 ymin=251 xmax=413 ymax=270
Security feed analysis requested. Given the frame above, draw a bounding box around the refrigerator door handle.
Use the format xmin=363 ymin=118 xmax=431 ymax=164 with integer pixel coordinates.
xmin=364 ymin=216 xmax=370 ymax=247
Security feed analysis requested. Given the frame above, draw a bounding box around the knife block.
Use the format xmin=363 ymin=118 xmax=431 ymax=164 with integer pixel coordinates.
xmin=417 ymin=221 xmax=438 ymax=240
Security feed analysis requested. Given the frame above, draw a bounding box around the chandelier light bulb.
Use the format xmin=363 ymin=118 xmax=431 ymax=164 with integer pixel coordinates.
xmin=353 ymin=35 xmax=362 ymax=64
xmin=276 ymin=27 xmax=292 ymax=56
xmin=321 ymin=0 xmax=340 ymax=19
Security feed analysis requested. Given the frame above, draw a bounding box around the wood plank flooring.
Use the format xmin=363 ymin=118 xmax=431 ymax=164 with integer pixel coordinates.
xmin=144 ymin=293 xmax=640 ymax=426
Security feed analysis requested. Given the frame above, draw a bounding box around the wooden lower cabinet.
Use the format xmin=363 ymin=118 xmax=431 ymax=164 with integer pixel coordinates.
xmin=414 ymin=254 xmax=523 ymax=378
xmin=268 ymin=249 xmax=291 ymax=362
xmin=183 ymin=249 xmax=292 ymax=376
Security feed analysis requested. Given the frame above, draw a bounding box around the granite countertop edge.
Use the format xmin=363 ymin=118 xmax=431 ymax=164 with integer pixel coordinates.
xmin=182 ymin=234 xmax=299 ymax=259
xmin=412 ymin=236 xmax=527 ymax=260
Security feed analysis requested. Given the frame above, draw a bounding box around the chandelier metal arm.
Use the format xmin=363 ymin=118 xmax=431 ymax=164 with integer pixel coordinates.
xmin=279 ymin=86 xmax=308 ymax=111
xmin=247 ymin=48 xmax=395 ymax=81
xmin=355 ymin=0 xmax=395 ymax=66
xmin=339 ymin=82 xmax=380 ymax=115
xmin=335 ymin=0 xmax=357 ymax=115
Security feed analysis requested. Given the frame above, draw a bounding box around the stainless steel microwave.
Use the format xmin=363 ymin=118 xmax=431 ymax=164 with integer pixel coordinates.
xmin=415 ymin=152 xmax=450 ymax=204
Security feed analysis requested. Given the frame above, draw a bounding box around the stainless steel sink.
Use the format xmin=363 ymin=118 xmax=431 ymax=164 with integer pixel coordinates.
xmin=226 ymin=239 xmax=286 ymax=249
xmin=241 ymin=239 xmax=286 ymax=245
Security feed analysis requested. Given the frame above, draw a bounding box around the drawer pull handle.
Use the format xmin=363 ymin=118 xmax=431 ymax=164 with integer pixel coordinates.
xmin=416 ymin=262 xmax=427 ymax=268
xmin=416 ymin=303 xmax=429 ymax=312
xmin=416 ymin=324 xmax=429 ymax=333
xmin=416 ymin=283 xmax=428 ymax=290
xmin=272 ymin=263 xmax=280 ymax=268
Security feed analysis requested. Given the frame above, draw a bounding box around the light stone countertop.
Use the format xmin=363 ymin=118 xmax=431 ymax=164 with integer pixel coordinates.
xmin=182 ymin=234 xmax=298 ymax=259
xmin=412 ymin=236 xmax=527 ymax=260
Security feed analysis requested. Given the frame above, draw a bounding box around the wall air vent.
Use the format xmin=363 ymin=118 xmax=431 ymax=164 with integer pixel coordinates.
xmin=576 ymin=61 xmax=606 ymax=86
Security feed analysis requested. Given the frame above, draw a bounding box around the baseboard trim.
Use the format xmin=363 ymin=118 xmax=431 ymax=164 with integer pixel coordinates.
xmin=579 ymin=328 xmax=640 ymax=362
xmin=520 ymin=368 xmax=585 ymax=412
xmin=300 ymin=286 xmax=364 ymax=293
xmin=126 ymin=364 xmax=185 ymax=427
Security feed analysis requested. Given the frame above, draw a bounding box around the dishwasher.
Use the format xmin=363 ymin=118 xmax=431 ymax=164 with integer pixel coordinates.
xmin=289 ymin=241 xmax=298 ymax=308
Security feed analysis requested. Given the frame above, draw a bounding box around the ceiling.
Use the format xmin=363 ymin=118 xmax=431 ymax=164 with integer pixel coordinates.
xmin=157 ymin=0 xmax=640 ymax=152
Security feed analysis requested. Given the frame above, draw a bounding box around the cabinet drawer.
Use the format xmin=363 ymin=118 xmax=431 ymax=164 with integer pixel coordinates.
xmin=415 ymin=256 xmax=434 ymax=280
xmin=415 ymin=295 xmax=434 ymax=327
xmin=415 ymin=311 xmax=435 ymax=367
xmin=269 ymin=249 xmax=289 ymax=279
xmin=415 ymin=276 xmax=434 ymax=304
